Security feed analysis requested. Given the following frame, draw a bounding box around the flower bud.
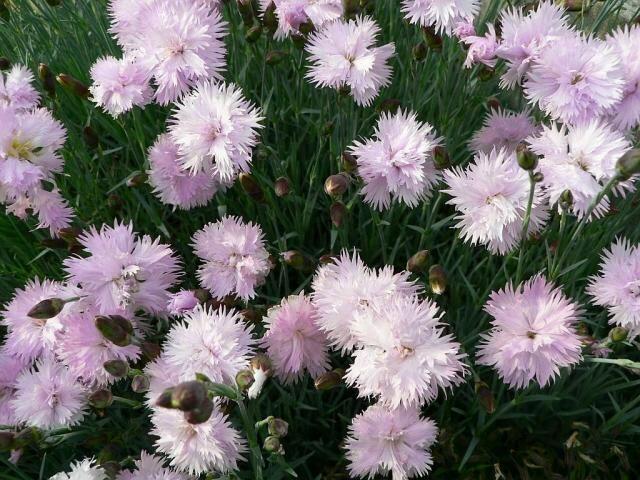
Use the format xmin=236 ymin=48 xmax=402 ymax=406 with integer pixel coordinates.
xmin=0 ymin=432 xmax=15 ymax=452
xmin=263 ymin=435 xmax=283 ymax=454
xmin=58 ymin=227 xmax=81 ymax=244
xmin=236 ymin=369 xmax=255 ymax=391
xmin=559 ymin=189 xmax=574 ymax=210
xmin=343 ymin=0 xmax=359 ymax=17
xmin=314 ymin=368 xmax=344 ymax=390
xmin=0 ymin=57 xmax=10 ymax=70
xmin=239 ymin=172 xmax=265 ymax=202
xmin=292 ymin=33 xmax=307 ymax=49
xmin=56 ymin=73 xmax=89 ymax=98
xmin=12 ymin=428 xmax=39 ymax=449
xmin=609 ymin=326 xmax=628 ymax=343
xmin=237 ymin=0 xmax=255 ymax=26
xmin=324 ymin=173 xmax=349 ymax=197
xmin=268 ymin=418 xmax=289 ymax=438
xmin=83 ymin=126 xmax=99 ymax=149
xmin=299 ymin=20 xmax=314 ymax=35
xmin=103 ymin=359 xmax=129 ymax=378
xmin=155 ymin=388 xmax=174 ymax=408
xmin=412 ymin=42 xmax=428 ymax=61
xmin=376 ymin=98 xmax=400 ymax=115
xmin=319 ymin=254 xmax=337 ymax=265
xmin=433 ymin=146 xmax=450 ymax=170
xmin=406 ymin=250 xmax=429 ymax=274
xmin=516 ymin=144 xmax=538 ymax=171
xmin=330 ymin=201 xmax=347 ymax=228
xmin=89 ymin=389 xmax=113 ymax=409
xmin=245 ymin=24 xmax=263 ymax=43
xmin=532 ymin=172 xmax=544 ymax=183
xmin=616 ymin=149 xmax=640 ymax=181
xmin=474 ymin=380 xmax=495 ymax=414
xmin=240 ymin=308 xmax=263 ymax=324
xmin=282 ymin=250 xmax=314 ymax=272
xmin=247 ymin=354 xmax=272 ymax=399
xmin=126 ymin=172 xmax=147 ymax=188
xmin=274 ymin=177 xmax=291 ymax=197
xmin=38 ymin=63 xmax=56 ymax=98
xmin=131 ymin=375 xmax=150 ymax=393
xmin=184 ymin=396 xmax=214 ymax=424
xmin=561 ymin=0 xmax=588 ymax=11
xmin=95 ymin=315 xmax=133 ymax=347
xmin=171 ymin=381 xmax=207 ymax=411
xmin=486 ymin=97 xmax=501 ymax=111
xmin=341 ymin=151 xmax=358 ymax=173
xmin=27 ymin=298 xmax=65 ymax=319
xmin=422 ymin=26 xmax=443 ymax=51
xmin=262 ymin=2 xmax=278 ymax=36
xmin=266 ymin=50 xmax=287 ymax=66
xmin=141 ymin=341 xmax=161 ymax=361
xmin=428 ymin=264 xmax=447 ymax=295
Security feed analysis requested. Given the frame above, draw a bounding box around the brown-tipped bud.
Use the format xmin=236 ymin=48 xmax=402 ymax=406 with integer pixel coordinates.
xmin=0 ymin=431 xmax=15 ymax=452
xmin=56 ymin=73 xmax=89 ymax=98
xmin=58 ymin=226 xmax=81 ymax=244
xmin=282 ymin=250 xmax=314 ymax=272
xmin=89 ymin=389 xmax=113 ymax=409
xmin=559 ymin=189 xmax=574 ymax=210
xmin=532 ymin=172 xmax=544 ymax=183
xmin=268 ymin=418 xmax=289 ymax=438
xmin=262 ymin=2 xmax=278 ymax=36
xmin=616 ymin=149 xmax=640 ymax=181
xmin=412 ymin=42 xmax=428 ymax=61
xmin=236 ymin=370 xmax=255 ymax=391
xmin=263 ymin=435 xmax=284 ymax=454
xmin=0 ymin=57 xmax=10 ymax=70
xmin=291 ymin=33 xmax=307 ymax=50
xmin=171 ymin=381 xmax=207 ymax=411
xmin=240 ymin=308 xmax=263 ymax=324
xmin=237 ymin=0 xmax=255 ymax=26
xmin=266 ymin=50 xmax=287 ymax=66
xmin=245 ymin=24 xmax=263 ymax=43
xmin=609 ymin=326 xmax=628 ymax=343
xmin=341 ymin=152 xmax=358 ymax=173
xmin=406 ymin=250 xmax=430 ymax=274
xmin=314 ymin=368 xmax=345 ymax=390
xmin=330 ymin=201 xmax=347 ymax=228
xmin=155 ymin=388 xmax=175 ymax=409
xmin=141 ymin=341 xmax=162 ymax=361
xmin=251 ymin=353 xmax=273 ymax=374
xmin=95 ymin=315 xmax=133 ymax=347
xmin=516 ymin=144 xmax=538 ymax=171
xmin=560 ymin=0 xmax=588 ymax=11
xmin=474 ymin=380 xmax=495 ymax=414
xmin=433 ymin=146 xmax=450 ymax=170
xmin=319 ymin=253 xmax=337 ymax=265
xmin=298 ymin=20 xmax=314 ymax=35
xmin=83 ymin=126 xmax=99 ymax=149
xmin=103 ymin=359 xmax=129 ymax=378
xmin=343 ymin=0 xmax=359 ymax=17
xmin=101 ymin=461 xmax=120 ymax=479
xmin=274 ymin=177 xmax=291 ymax=197
xmin=38 ymin=63 xmax=56 ymax=98
xmin=131 ymin=375 xmax=150 ymax=393
xmin=239 ymin=172 xmax=265 ymax=202
xmin=376 ymin=98 xmax=401 ymax=115
xmin=184 ymin=396 xmax=214 ymax=424
xmin=12 ymin=428 xmax=39 ymax=448
xmin=126 ymin=172 xmax=147 ymax=188
xmin=423 ymin=26 xmax=443 ymax=51
xmin=428 ymin=264 xmax=447 ymax=295
xmin=486 ymin=96 xmax=501 ymax=111
xmin=27 ymin=298 xmax=65 ymax=320
xmin=324 ymin=173 xmax=349 ymax=197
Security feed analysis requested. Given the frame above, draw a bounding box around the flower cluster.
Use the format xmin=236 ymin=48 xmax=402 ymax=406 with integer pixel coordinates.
xmin=259 ymin=0 xmax=343 ymax=39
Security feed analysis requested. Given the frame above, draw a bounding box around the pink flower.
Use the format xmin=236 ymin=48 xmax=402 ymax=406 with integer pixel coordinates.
xmin=260 ymin=0 xmax=343 ymax=39
xmin=89 ymin=55 xmax=152 ymax=116
xmin=470 ymin=108 xmax=539 ymax=154
xmin=29 ymin=187 xmax=74 ymax=235
xmin=163 ymin=305 xmax=256 ymax=385
xmin=169 ymin=81 xmax=264 ymax=182
xmin=345 ymin=404 xmax=438 ymax=480
xmin=305 ymin=16 xmax=395 ymax=106
xmin=0 ymin=65 xmax=39 ymax=111
xmin=0 ymin=353 xmax=28 ymax=425
xmin=477 ymin=275 xmax=583 ymax=390
xmin=452 ymin=20 xmax=475 ymax=39
xmin=167 ymin=289 xmax=200 ymax=316
xmin=311 ymin=250 xmax=421 ymax=353
xmin=349 ymin=110 xmax=443 ymax=211
xmin=524 ymin=34 xmax=624 ymax=124
xmin=587 ymin=238 xmax=640 ymax=334
xmin=261 ymin=293 xmax=330 ymax=384
xmin=345 ymin=295 xmax=466 ymax=408
xmin=147 ymin=134 xmax=221 ymax=209
xmin=144 ymin=354 xmax=182 ymax=408
xmin=401 ymin=0 xmax=480 ymax=34
xmin=12 ymin=357 xmax=87 ymax=430
xmin=606 ymin=25 xmax=640 ymax=130
xmin=443 ymin=148 xmax=549 ymax=254
xmin=50 ymin=458 xmax=107 ymax=480
xmin=463 ymin=24 xmax=498 ymax=68
xmin=193 ymin=216 xmax=271 ymax=300
xmin=63 ymin=222 xmax=181 ymax=315
xmin=116 ymin=451 xmax=192 ymax=480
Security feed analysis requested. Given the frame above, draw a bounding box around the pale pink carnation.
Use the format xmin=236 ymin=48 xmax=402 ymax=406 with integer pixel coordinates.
xmin=259 ymin=0 xmax=343 ymax=39
xmin=144 ymin=354 xmax=182 ymax=408
xmin=64 ymin=222 xmax=181 ymax=315
xmin=311 ymin=250 xmax=421 ymax=353
xmin=167 ymin=289 xmax=200 ymax=316
xmin=496 ymin=1 xmax=572 ymax=88
xmin=50 ymin=458 xmax=107 ymax=480
xmin=401 ymin=0 xmax=480 ymax=34
xmin=524 ymin=34 xmax=624 ymax=124
xmin=463 ymin=24 xmax=498 ymax=68
xmin=108 ymin=0 xmax=155 ymax=49
xmin=163 ymin=305 xmax=255 ymax=385
xmin=0 ymin=65 xmax=40 ymax=111
xmin=0 ymin=353 xmax=28 ymax=425
xmin=349 ymin=110 xmax=443 ymax=211
xmin=117 ymin=451 xmax=192 ymax=480
xmin=452 ymin=21 xmax=475 ymax=39
xmin=151 ymin=405 xmax=245 ymax=475
xmin=169 ymin=81 xmax=264 ymax=182
xmin=345 ymin=296 xmax=466 ymax=408
xmin=29 ymin=187 xmax=74 ymax=235
xmin=12 ymin=357 xmax=87 ymax=430
xmin=477 ymin=275 xmax=583 ymax=390
xmin=89 ymin=55 xmax=151 ymax=116
xmin=443 ymin=148 xmax=549 ymax=254
xmin=470 ymin=109 xmax=538 ymax=154
xmin=261 ymin=293 xmax=330 ymax=384
xmin=345 ymin=404 xmax=438 ymax=480
xmin=305 ymin=16 xmax=395 ymax=106
xmin=526 ymin=120 xmax=632 ymax=218
xmin=587 ymin=239 xmax=640 ymax=334
xmin=193 ymin=216 xmax=271 ymax=300
xmin=606 ymin=26 xmax=640 ymax=130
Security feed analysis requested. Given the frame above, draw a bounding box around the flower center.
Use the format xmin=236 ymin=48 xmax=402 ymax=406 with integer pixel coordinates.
xmin=570 ymin=72 xmax=584 ymax=85
xmin=625 ymin=279 xmax=640 ymax=297
xmin=526 ymin=330 xmax=537 ymax=339
xmin=113 ymin=265 xmax=141 ymax=308
xmin=9 ymin=138 xmax=34 ymax=160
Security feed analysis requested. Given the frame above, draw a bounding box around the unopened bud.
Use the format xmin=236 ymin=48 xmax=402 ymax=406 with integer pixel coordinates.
xmin=83 ymin=126 xmax=99 ymax=149
xmin=406 ymin=250 xmax=429 ymax=273
xmin=291 ymin=33 xmax=307 ymax=49
xmin=131 ymin=375 xmax=150 ymax=393
xmin=314 ymin=368 xmax=344 ymax=390
xmin=423 ymin=26 xmax=443 ymax=51
xmin=239 ymin=172 xmax=265 ymax=202
xmin=246 ymin=24 xmax=262 ymax=43
xmin=240 ymin=308 xmax=262 ymax=324
xmin=330 ymin=201 xmax=347 ymax=228
xmin=266 ymin=50 xmax=287 ymax=66
xmin=319 ymin=254 xmax=337 ymax=265
xmin=89 ymin=389 xmax=113 ymax=409
xmin=412 ymin=42 xmax=428 ymax=61
xmin=274 ymin=177 xmax=291 ymax=197
xmin=237 ymin=0 xmax=255 ymax=26
xmin=12 ymin=428 xmax=39 ymax=448
xmin=560 ymin=0 xmax=588 ymax=11
xmin=27 ymin=298 xmax=65 ymax=319
xmin=58 ymin=227 xmax=81 ymax=244
xmin=433 ymin=146 xmax=450 ymax=170
xmin=532 ymin=172 xmax=544 ymax=183
xmin=282 ymin=250 xmax=314 ymax=272
xmin=559 ymin=189 xmax=574 ymax=210
xmin=341 ymin=152 xmax=358 ymax=173
xmin=486 ymin=97 xmax=501 ymax=111
xmin=474 ymin=380 xmax=495 ymax=414
xmin=324 ymin=173 xmax=349 ymax=197
xmin=298 ymin=20 xmax=314 ymax=35
xmin=262 ymin=2 xmax=278 ymax=36
xmin=343 ymin=0 xmax=359 ymax=17
xmin=263 ymin=435 xmax=283 ymax=454
xmin=155 ymin=388 xmax=174 ymax=409
xmin=38 ymin=63 xmax=56 ymax=98
xmin=0 ymin=432 xmax=15 ymax=452
xmin=236 ymin=370 xmax=255 ymax=391
xmin=268 ymin=418 xmax=289 ymax=437
xmin=103 ymin=359 xmax=129 ymax=378
xmin=56 ymin=73 xmax=89 ymax=98
xmin=141 ymin=341 xmax=161 ymax=361
xmin=126 ymin=172 xmax=147 ymax=187
xmin=0 ymin=57 xmax=10 ymax=70
xmin=95 ymin=315 xmax=133 ymax=347
xmin=184 ymin=396 xmax=214 ymax=424
xmin=516 ymin=144 xmax=538 ymax=171
xmin=428 ymin=264 xmax=447 ymax=295
xmin=172 ymin=381 xmax=207 ymax=411
xmin=609 ymin=327 xmax=628 ymax=343
xmin=376 ymin=98 xmax=401 ymax=115
xmin=616 ymin=149 xmax=640 ymax=181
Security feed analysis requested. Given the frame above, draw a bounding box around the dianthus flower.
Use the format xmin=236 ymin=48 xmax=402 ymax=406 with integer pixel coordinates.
xmin=117 ymin=451 xmax=192 ymax=480
xmin=259 ymin=0 xmax=343 ymax=39
xmin=0 ymin=64 xmax=39 ymax=111
xmin=50 ymin=458 xmax=107 ymax=480
xmin=606 ymin=25 xmax=640 ymax=130
xmin=0 ymin=353 xmax=27 ymax=425
xmin=401 ymin=0 xmax=480 ymax=34
xmin=469 ymin=109 xmax=538 ymax=154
